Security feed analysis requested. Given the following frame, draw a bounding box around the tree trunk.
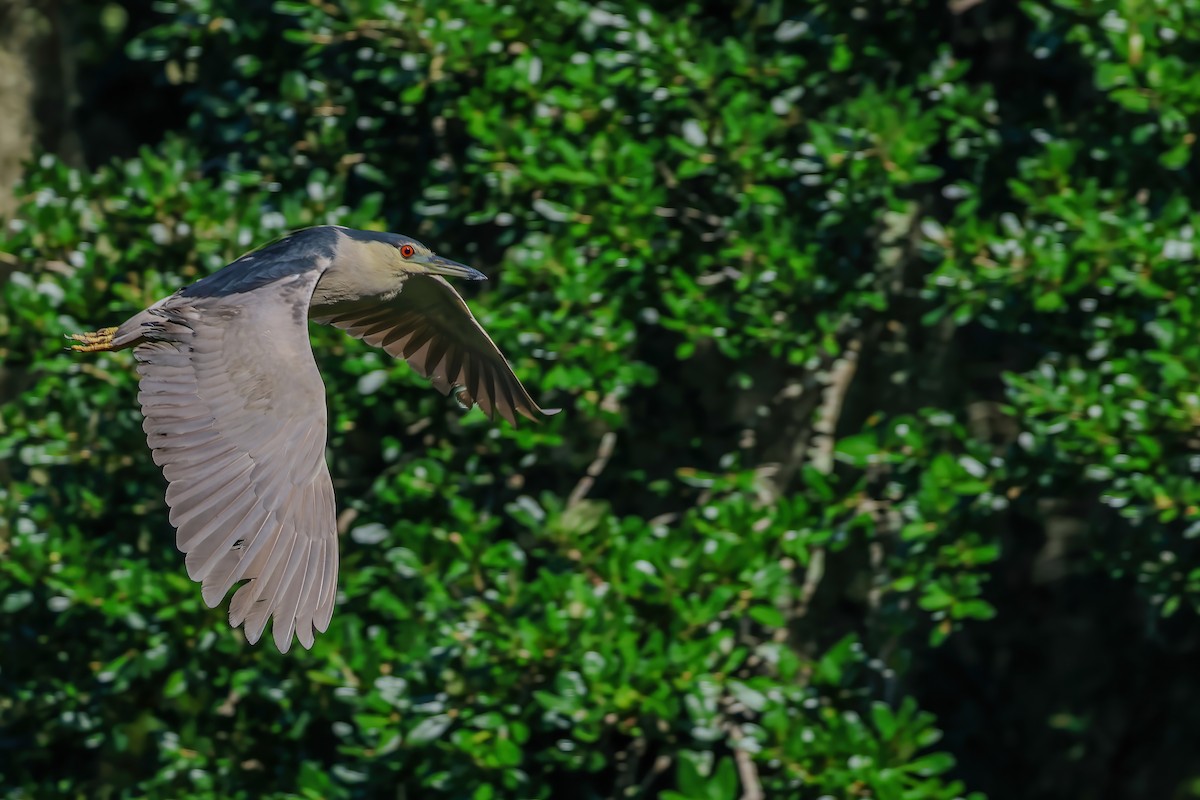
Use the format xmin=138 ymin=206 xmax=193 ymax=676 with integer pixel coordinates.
xmin=0 ymin=0 xmax=80 ymax=219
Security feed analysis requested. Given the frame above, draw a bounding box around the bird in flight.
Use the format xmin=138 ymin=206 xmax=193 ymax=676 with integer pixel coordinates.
xmin=70 ymin=226 xmax=556 ymax=653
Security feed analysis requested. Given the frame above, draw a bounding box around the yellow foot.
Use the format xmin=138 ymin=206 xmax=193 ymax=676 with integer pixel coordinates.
xmin=67 ymin=326 xmax=118 ymax=353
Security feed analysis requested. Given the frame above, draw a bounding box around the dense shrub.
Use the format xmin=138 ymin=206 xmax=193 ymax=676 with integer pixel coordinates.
xmin=2 ymin=1 xmax=1199 ymax=798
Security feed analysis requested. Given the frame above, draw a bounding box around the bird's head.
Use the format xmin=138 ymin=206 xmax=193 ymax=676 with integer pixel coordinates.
xmin=340 ymin=228 xmax=488 ymax=282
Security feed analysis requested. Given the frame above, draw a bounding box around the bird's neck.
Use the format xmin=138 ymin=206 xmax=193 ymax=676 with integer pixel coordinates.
xmin=309 ymin=265 xmax=406 ymax=313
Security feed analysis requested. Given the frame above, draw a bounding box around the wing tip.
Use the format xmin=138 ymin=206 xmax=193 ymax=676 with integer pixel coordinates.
xmin=512 ymin=403 xmax=560 ymax=426
xmin=242 ymin=622 xmax=263 ymax=646
xmin=316 ymin=601 xmax=335 ymax=631
xmin=273 ymin=619 xmax=298 ymax=654
xmin=200 ymin=581 xmax=227 ymax=608
xmin=230 ymin=608 xmax=320 ymax=654
xmin=296 ymin=623 xmax=316 ymax=651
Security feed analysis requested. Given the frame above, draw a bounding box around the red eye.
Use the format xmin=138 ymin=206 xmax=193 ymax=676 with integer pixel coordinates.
xmin=400 ymin=244 xmax=416 ymax=258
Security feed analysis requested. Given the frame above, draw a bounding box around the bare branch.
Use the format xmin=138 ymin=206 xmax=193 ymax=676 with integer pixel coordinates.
xmin=809 ymin=339 xmax=861 ymax=474
xmin=568 ymin=430 xmax=617 ymax=508
xmin=721 ymin=715 xmax=763 ymax=800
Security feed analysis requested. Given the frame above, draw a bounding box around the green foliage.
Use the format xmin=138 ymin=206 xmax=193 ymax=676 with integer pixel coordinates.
xmin=3 ymin=0 xmax=1200 ymax=798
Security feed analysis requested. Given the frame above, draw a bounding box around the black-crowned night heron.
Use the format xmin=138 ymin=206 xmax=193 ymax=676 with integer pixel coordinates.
xmin=70 ymin=225 xmax=556 ymax=653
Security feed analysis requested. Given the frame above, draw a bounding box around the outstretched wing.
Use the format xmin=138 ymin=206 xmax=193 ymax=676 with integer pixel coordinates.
xmin=311 ymin=274 xmax=557 ymax=425
xmin=133 ymin=271 xmax=338 ymax=653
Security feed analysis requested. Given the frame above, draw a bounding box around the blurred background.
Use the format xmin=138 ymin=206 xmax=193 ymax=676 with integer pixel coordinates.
xmin=2 ymin=0 xmax=1199 ymax=797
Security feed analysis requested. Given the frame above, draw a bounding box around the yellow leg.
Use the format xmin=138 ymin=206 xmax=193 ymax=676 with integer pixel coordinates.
xmin=67 ymin=326 xmax=118 ymax=352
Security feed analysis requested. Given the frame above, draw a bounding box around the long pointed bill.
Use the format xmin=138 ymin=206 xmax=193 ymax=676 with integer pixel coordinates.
xmin=422 ymin=254 xmax=488 ymax=281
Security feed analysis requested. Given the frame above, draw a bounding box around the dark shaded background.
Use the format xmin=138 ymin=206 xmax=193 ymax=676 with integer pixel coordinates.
xmin=2 ymin=1 xmax=1199 ymax=798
